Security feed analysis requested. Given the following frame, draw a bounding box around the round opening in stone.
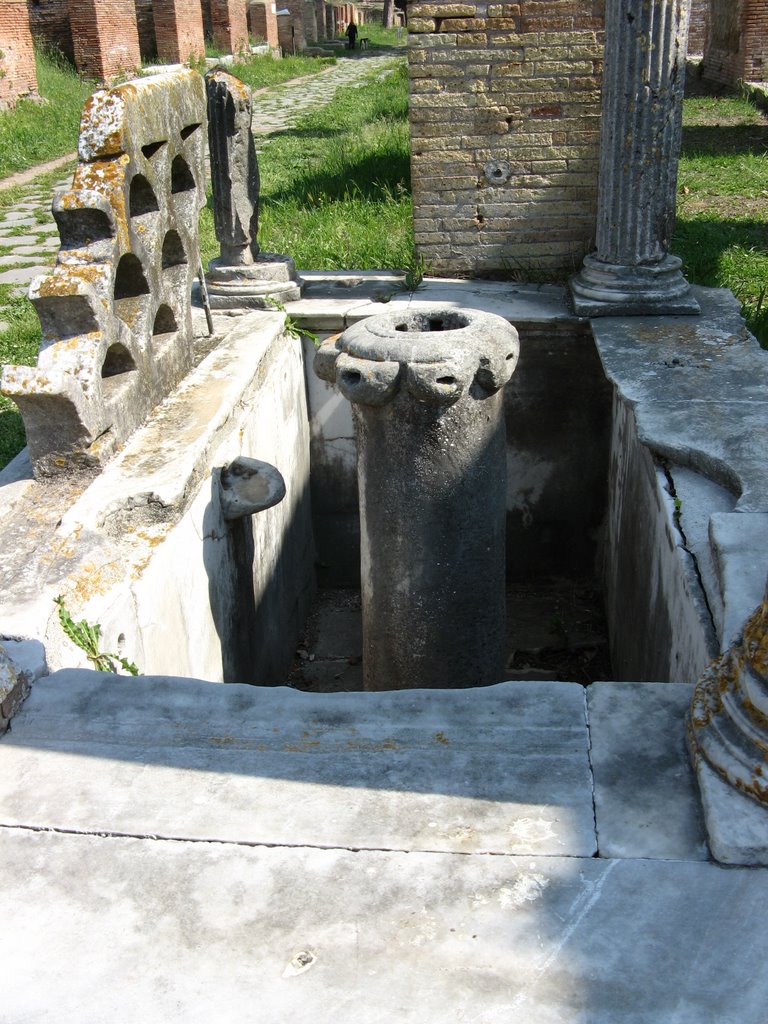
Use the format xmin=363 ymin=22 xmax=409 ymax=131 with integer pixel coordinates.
xmin=393 ymin=311 xmax=471 ymax=334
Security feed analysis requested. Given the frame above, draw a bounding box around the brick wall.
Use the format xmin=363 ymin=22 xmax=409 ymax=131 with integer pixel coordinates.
xmin=27 ymin=0 xmax=74 ymax=62
xmin=152 ymin=0 xmax=205 ymax=62
xmin=210 ymin=0 xmax=249 ymax=54
xmin=703 ymin=0 xmax=767 ymax=85
xmin=0 ymin=0 xmax=39 ymax=109
xmin=135 ymin=0 xmax=158 ymax=61
xmin=687 ymin=0 xmax=708 ymax=56
xmin=742 ymin=0 xmax=767 ymax=81
xmin=68 ymin=0 xmax=140 ymax=81
xmin=279 ymin=0 xmax=307 ymax=52
xmin=303 ymin=0 xmax=318 ymax=43
xmin=249 ymin=1 xmax=279 ymax=48
xmin=408 ymin=1 xmax=604 ymax=277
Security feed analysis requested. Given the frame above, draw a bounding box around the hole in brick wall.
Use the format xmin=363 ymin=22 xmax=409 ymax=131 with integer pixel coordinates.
xmin=114 ymin=254 xmax=150 ymax=300
xmin=141 ymin=141 xmax=166 ymax=159
xmin=171 ymin=156 xmax=196 ymax=194
xmin=55 ymin=206 xmax=114 ymax=249
xmin=161 ymin=230 xmax=187 ymax=269
xmin=101 ymin=342 xmax=136 ymax=378
xmin=180 ymin=122 xmax=202 ymax=140
xmin=152 ymin=304 xmax=177 ymax=335
xmin=129 ymin=174 xmax=160 ymax=218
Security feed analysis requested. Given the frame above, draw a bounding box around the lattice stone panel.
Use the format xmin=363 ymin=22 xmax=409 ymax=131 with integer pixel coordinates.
xmin=1 ymin=70 xmax=207 ymax=477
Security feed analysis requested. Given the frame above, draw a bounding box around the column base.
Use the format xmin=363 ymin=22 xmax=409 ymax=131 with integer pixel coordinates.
xmin=206 ymin=253 xmax=302 ymax=309
xmin=570 ymin=254 xmax=700 ymax=317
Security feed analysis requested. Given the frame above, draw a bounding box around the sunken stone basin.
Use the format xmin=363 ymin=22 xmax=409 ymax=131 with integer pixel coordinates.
xmin=314 ymin=307 xmax=520 ymax=690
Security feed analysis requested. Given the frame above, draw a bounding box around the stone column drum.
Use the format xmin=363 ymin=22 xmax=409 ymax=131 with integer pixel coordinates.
xmin=315 ymin=308 xmax=520 ymax=690
xmin=570 ymin=0 xmax=699 ymax=316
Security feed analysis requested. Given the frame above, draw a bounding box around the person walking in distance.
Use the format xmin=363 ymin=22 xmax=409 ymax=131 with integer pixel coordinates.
xmin=346 ymin=20 xmax=358 ymax=48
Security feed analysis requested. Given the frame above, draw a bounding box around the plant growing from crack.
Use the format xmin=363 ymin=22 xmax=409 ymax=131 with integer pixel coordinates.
xmin=264 ymin=295 xmax=320 ymax=347
xmin=55 ymin=596 xmax=139 ymax=676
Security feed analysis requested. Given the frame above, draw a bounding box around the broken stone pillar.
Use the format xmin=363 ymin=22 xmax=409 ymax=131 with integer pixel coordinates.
xmin=688 ymin=579 xmax=768 ymax=865
xmin=570 ymin=0 xmax=699 ymax=317
xmin=315 ymin=308 xmax=520 ymax=691
xmin=205 ymin=69 xmax=301 ymax=308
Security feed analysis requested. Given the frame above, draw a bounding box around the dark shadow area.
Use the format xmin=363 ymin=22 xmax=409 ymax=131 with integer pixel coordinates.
xmin=681 ymin=123 xmax=768 ymax=156
xmin=202 ymin=470 xmax=315 ymax=685
xmin=266 ymin=147 xmax=410 ymax=206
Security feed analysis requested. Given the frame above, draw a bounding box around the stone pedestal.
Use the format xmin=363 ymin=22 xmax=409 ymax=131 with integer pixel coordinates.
xmin=207 ymin=254 xmax=301 ymax=308
xmin=315 ymin=308 xmax=519 ymax=691
xmin=688 ymin=579 xmax=768 ymax=865
xmin=570 ymin=0 xmax=699 ymax=317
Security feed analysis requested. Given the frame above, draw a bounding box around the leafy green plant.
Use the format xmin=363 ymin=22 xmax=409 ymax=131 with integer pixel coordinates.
xmin=264 ymin=296 xmax=320 ymax=347
xmin=55 ymin=596 xmax=139 ymax=675
xmin=402 ymin=250 xmax=426 ymax=293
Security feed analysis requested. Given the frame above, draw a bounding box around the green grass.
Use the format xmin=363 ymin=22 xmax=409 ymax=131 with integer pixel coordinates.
xmin=673 ymin=90 xmax=768 ymax=346
xmin=228 ymin=52 xmax=336 ymax=89
xmin=200 ymin=61 xmax=412 ymax=270
xmin=0 ymin=47 xmax=97 ymax=179
xmin=0 ymin=285 xmax=41 ymax=467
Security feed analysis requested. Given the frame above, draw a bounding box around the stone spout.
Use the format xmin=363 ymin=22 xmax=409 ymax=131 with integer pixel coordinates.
xmin=218 ymin=456 xmax=286 ymax=520
xmin=315 ymin=307 xmax=520 ymax=691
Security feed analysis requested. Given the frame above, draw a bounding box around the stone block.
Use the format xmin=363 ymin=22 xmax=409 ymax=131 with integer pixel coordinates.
xmin=0 ymin=70 xmax=207 ymax=478
xmin=588 ymin=682 xmax=709 ymax=860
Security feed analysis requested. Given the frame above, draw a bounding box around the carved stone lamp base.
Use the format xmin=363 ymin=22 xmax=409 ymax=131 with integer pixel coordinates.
xmin=570 ymin=254 xmax=700 ymax=318
xmin=206 ymin=253 xmax=302 ymax=309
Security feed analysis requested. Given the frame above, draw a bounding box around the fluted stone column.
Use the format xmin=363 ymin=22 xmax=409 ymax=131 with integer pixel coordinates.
xmin=315 ymin=308 xmax=520 ymax=691
xmin=570 ymin=0 xmax=699 ymax=316
xmin=205 ymin=69 xmax=301 ymax=307
xmin=689 ymin=579 xmax=768 ymax=864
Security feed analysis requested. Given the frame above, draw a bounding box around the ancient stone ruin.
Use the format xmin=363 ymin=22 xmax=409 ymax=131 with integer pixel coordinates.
xmin=1 ymin=70 xmax=207 ymax=477
xmin=205 ymin=68 xmax=302 ymax=308
xmin=315 ymin=308 xmax=519 ymax=690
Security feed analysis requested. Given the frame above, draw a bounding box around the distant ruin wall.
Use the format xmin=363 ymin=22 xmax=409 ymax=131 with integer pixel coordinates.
xmin=210 ymin=0 xmax=250 ymax=55
xmin=407 ymin=1 xmax=605 ymax=278
xmin=249 ymin=1 xmax=279 ymax=49
xmin=0 ymin=1 xmax=39 ymax=110
xmin=687 ymin=0 xmax=709 ymax=55
xmin=28 ymin=0 xmax=75 ymax=63
xmin=153 ymin=0 xmax=206 ymax=63
xmin=703 ymin=0 xmax=767 ymax=85
xmin=68 ymin=0 xmax=141 ymax=81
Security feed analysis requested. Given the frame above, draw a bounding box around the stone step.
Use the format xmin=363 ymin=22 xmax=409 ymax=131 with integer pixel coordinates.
xmin=0 ymin=671 xmax=596 ymax=857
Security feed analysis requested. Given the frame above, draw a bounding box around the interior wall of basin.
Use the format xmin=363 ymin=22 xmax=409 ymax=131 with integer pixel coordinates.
xmin=97 ymin=335 xmax=315 ymax=684
xmin=0 ymin=316 xmax=315 ymax=688
xmin=601 ymin=393 xmax=719 ymax=684
xmin=304 ymin=321 xmax=613 ymax=590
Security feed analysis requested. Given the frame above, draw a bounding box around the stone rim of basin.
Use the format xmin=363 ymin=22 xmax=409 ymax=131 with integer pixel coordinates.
xmin=315 ymin=306 xmax=520 ymax=407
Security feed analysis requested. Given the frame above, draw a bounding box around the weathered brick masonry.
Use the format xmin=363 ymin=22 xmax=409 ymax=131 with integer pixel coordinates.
xmin=687 ymin=0 xmax=709 ymax=56
xmin=408 ymin=0 xmax=605 ymax=277
xmin=153 ymin=0 xmax=205 ymax=63
xmin=27 ymin=0 xmax=74 ymax=62
xmin=210 ymin=0 xmax=250 ymax=54
xmin=249 ymin=1 xmax=280 ymax=49
xmin=703 ymin=0 xmax=767 ymax=85
xmin=0 ymin=0 xmax=39 ymax=109
xmin=68 ymin=0 xmax=141 ymax=81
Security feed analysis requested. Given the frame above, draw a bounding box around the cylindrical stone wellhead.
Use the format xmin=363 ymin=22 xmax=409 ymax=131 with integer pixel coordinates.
xmin=314 ymin=307 xmax=520 ymax=691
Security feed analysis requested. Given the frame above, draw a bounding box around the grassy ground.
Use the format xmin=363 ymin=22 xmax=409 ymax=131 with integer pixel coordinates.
xmin=0 ymin=48 xmax=97 ymax=179
xmin=199 ymin=61 xmax=412 ymax=270
xmin=673 ymin=90 xmax=768 ymax=345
